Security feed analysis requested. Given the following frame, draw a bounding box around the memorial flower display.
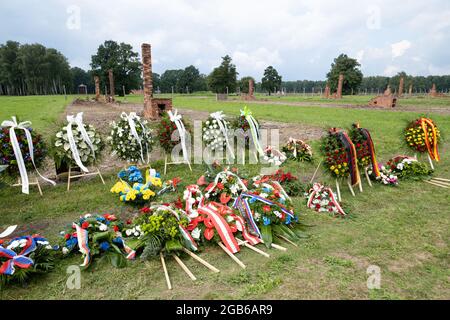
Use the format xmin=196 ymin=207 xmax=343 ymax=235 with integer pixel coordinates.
xmin=282 ymin=138 xmax=313 ymax=162
xmin=306 ymin=183 xmax=347 ymax=216
xmin=202 ymin=112 xmax=231 ymax=153
xmin=386 ymin=156 xmax=433 ymax=180
xmin=404 ymin=117 xmax=440 ymax=161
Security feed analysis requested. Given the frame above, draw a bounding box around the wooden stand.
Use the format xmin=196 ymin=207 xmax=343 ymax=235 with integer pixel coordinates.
xmin=427 ymin=154 xmax=435 ymax=170
xmin=67 ymin=166 xmax=105 ymax=191
xmin=218 ymin=242 xmax=246 ymax=269
xmin=310 ymin=161 xmax=322 ymax=183
xmin=159 ymin=253 xmax=172 ymax=290
xmin=182 ymin=248 xmax=220 ymax=273
xmin=425 ymin=177 xmax=450 ymax=189
xmin=173 ymin=254 xmax=197 ymax=281
xmin=335 ymin=179 xmax=342 ymax=202
xmin=164 ymin=154 xmax=192 ymax=175
xmin=364 ymin=167 xmax=373 ymax=187
xmin=236 ymin=238 xmax=270 ymax=258
xmin=12 ymin=177 xmax=43 ymax=196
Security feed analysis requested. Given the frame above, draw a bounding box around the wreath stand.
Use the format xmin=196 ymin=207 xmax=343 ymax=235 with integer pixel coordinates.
xmin=158 ymin=250 xmax=220 ymax=290
xmin=67 ymin=166 xmax=105 ymax=191
xmin=364 ymin=168 xmax=373 ymax=187
xmin=335 ymin=174 xmax=363 ymax=201
xmin=12 ymin=175 xmax=43 ymax=196
xmin=163 ymin=154 xmax=192 ymax=175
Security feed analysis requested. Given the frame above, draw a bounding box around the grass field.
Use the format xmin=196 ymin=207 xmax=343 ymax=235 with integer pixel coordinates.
xmin=0 ymin=94 xmax=449 ymax=300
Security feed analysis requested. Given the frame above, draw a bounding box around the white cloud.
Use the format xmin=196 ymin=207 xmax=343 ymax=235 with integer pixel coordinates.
xmin=384 ymin=65 xmax=400 ymax=76
xmin=391 ymin=40 xmax=412 ymax=59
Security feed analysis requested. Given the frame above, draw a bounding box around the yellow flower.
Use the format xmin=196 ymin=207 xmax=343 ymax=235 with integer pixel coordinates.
xmin=149 ymin=177 xmax=162 ymax=187
xmin=343 ymin=162 xmax=348 ymax=167
xmin=111 ymin=181 xmax=126 ymax=194
xmin=142 ymin=189 xmax=156 ymax=200
xmin=334 ymin=169 xmax=339 ymax=175
xmin=126 ymin=189 xmax=138 ymax=201
xmin=330 ymin=165 xmax=335 ymax=170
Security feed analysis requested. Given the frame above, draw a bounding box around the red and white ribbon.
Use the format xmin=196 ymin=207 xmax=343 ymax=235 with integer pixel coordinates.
xmin=307 ymin=183 xmax=346 ymax=216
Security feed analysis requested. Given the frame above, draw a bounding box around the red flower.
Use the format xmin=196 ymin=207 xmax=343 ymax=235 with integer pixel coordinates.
xmin=113 ymin=225 xmax=119 ymax=232
xmin=315 ymin=204 xmax=321 ymax=210
xmin=204 ymin=228 xmax=215 ymax=240
xmin=216 ymin=182 xmax=224 ymax=190
xmin=229 ymin=224 xmax=238 ymax=233
xmin=81 ymin=221 xmax=90 ymax=229
xmin=204 ymin=218 xmax=214 ymax=229
xmin=126 ymin=219 xmax=132 ymax=225
xmin=72 ymin=232 xmax=78 ymax=238
xmin=0 ymin=239 xmax=3 ymax=245
xmin=263 ymin=205 xmax=271 ymax=213
xmin=103 ymin=214 xmax=117 ymax=221
xmin=64 ymin=234 xmax=71 ymax=240
xmin=141 ymin=207 xmax=151 ymax=214
xmin=220 ymin=193 xmax=231 ymax=204
xmin=174 ymin=198 xmax=184 ymax=209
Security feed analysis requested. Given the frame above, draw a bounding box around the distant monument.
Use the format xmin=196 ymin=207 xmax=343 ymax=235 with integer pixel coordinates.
xmin=142 ymin=43 xmax=172 ymax=120
xmin=324 ymin=83 xmax=330 ymax=98
xmin=108 ymin=69 xmax=115 ymax=102
xmin=409 ymin=84 xmax=413 ymax=96
xmin=368 ymin=85 xmax=397 ymax=108
xmin=336 ymin=74 xmax=344 ymax=99
xmin=398 ymin=77 xmax=404 ymax=97
xmin=241 ymin=79 xmax=255 ymax=100
xmin=94 ymin=76 xmax=100 ymax=101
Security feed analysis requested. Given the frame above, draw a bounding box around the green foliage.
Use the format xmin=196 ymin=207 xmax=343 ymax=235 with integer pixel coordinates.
xmin=261 ymin=66 xmax=282 ymax=95
xmin=238 ymin=76 xmax=256 ymax=93
xmin=326 ymin=53 xmax=363 ymax=95
xmin=90 ymin=40 xmax=141 ymax=95
xmin=208 ymin=55 xmax=238 ymax=93
xmin=261 ymin=225 xmax=273 ymax=248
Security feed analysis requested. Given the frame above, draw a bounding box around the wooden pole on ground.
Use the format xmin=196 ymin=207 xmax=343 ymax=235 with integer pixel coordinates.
xmin=277 ymin=235 xmax=298 ymax=247
xmin=172 ymin=254 xmax=196 ymax=281
xmin=427 ymin=154 xmax=435 ymax=170
xmin=365 ymin=167 xmax=373 ymax=187
xmin=218 ymin=242 xmax=246 ymax=269
xmin=347 ymin=179 xmax=356 ymax=197
xmin=335 ymin=179 xmax=342 ymax=201
xmin=182 ymin=248 xmax=220 ymax=273
xmin=236 ymin=238 xmax=270 ymax=258
xmin=160 ymin=252 xmax=172 ymax=290
xmin=424 ymin=180 xmax=450 ymax=189
xmin=310 ymin=161 xmax=322 ymax=183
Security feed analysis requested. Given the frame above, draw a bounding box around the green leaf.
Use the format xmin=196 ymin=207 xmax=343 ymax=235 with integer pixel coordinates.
xmin=164 ymin=239 xmax=183 ymax=253
xmin=261 ymin=225 xmax=272 ymax=249
xmin=108 ymin=252 xmax=127 ymax=268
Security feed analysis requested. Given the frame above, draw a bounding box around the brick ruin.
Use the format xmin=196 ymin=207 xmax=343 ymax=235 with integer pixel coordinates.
xmin=323 ymin=83 xmax=330 ymax=98
xmin=327 ymin=74 xmax=344 ymax=99
xmin=409 ymin=84 xmax=413 ymax=96
xmin=142 ymin=43 xmax=172 ymax=120
xmin=428 ymin=83 xmax=448 ymax=98
xmin=241 ymin=79 xmax=255 ymax=100
xmin=108 ymin=69 xmax=115 ymax=102
xmin=94 ymin=76 xmax=100 ymax=101
xmin=368 ymin=85 xmax=397 ymax=108
xmin=398 ymin=77 xmax=404 ymax=96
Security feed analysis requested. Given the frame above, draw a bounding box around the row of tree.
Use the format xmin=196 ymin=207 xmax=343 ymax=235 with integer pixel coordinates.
xmin=1 ymin=40 xmax=450 ymax=96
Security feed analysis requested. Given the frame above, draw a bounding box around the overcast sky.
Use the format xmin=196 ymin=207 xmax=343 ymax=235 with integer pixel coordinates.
xmin=1 ymin=0 xmax=449 ymax=80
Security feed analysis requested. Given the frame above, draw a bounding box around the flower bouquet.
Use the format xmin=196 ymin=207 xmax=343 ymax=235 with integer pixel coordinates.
xmin=367 ymin=165 xmax=398 ymax=186
xmin=109 ymin=112 xmax=153 ymax=164
xmin=320 ymin=128 xmax=360 ymax=186
xmin=262 ymin=146 xmax=287 ymax=166
xmin=199 ymin=167 xmax=249 ymax=205
xmin=306 ymin=183 xmax=347 ymax=216
xmin=53 ymin=113 xmax=104 ymax=172
xmin=203 ymin=112 xmax=232 ymax=154
xmin=0 ymin=235 xmax=56 ymax=286
xmin=0 ymin=124 xmax=47 ymax=177
xmin=111 ymin=166 xmax=162 ymax=204
xmin=404 ymin=117 xmax=440 ymax=162
xmin=348 ymin=123 xmax=381 ymax=179
xmin=156 ymin=111 xmax=191 ymax=157
xmin=386 ymin=156 xmax=433 ymax=180
xmin=232 ymin=106 xmax=264 ymax=157
xmin=60 ymin=213 xmax=136 ymax=268
xmin=234 ymin=186 xmax=302 ymax=249
xmin=260 ymin=169 xmax=306 ymax=197
xmin=125 ymin=205 xmax=197 ymax=260
xmin=282 ymin=138 xmax=313 ymax=162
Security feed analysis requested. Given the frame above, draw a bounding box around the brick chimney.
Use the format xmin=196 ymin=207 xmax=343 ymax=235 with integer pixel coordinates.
xmin=142 ymin=43 xmax=153 ymax=109
xmin=108 ymin=69 xmax=115 ymax=102
xmin=94 ymin=76 xmax=100 ymax=101
xmin=398 ymin=77 xmax=404 ymax=96
xmin=336 ymin=74 xmax=344 ymax=99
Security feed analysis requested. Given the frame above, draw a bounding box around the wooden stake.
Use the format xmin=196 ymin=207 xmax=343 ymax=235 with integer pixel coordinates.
xmin=260 ymin=240 xmax=287 ymax=251
xmin=172 ymin=254 xmax=196 ymax=281
xmin=218 ymin=242 xmax=246 ymax=269
xmin=182 ymin=248 xmax=220 ymax=273
xmin=67 ymin=166 xmax=105 ymax=191
xmin=164 ymin=154 xmax=192 ymax=175
xmin=12 ymin=177 xmax=43 ymax=196
xmin=335 ymin=179 xmax=342 ymax=202
xmin=364 ymin=167 xmax=373 ymax=187
xmin=427 ymin=154 xmax=435 ymax=170
xmin=347 ymin=179 xmax=356 ymax=197
xmin=424 ymin=180 xmax=450 ymax=189
xmin=310 ymin=161 xmax=322 ymax=183
xmin=432 ymin=177 xmax=450 ymax=182
xmin=160 ymin=253 xmax=172 ymax=290
xmin=430 ymin=179 xmax=450 ymax=186
xmin=236 ymin=238 xmax=270 ymax=258
xmin=97 ymin=167 xmax=105 ymax=185
xmin=432 ymin=177 xmax=450 ymax=183
xmin=67 ymin=166 xmax=71 ymax=191
xmin=277 ymin=235 xmax=298 ymax=247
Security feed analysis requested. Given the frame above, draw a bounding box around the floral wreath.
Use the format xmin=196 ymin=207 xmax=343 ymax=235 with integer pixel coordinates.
xmin=404 ymin=117 xmax=440 ymax=161
xmin=282 ymin=138 xmax=313 ymax=162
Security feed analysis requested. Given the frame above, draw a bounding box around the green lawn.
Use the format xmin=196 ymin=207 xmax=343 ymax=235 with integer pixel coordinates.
xmin=0 ymin=95 xmax=449 ymax=300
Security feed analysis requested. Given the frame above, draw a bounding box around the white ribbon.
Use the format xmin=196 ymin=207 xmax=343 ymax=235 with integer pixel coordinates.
xmin=288 ymin=137 xmax=298 ymax=158
xmin=168 ymin=109 xmax=189 ymax=163
xmin=0 ymin=225 xmax=17 ymax=238
xmin=205 ymin=169 xmax=248 ymax=198
xmin=240 ymin=109 xmax=264 ymax=156
xmin=66 ymin=112 xmax=96 ymax=173
xmin=1 ymin=117 xmax=56 ymax=194
xmin=210 ymin=111 xmax=235 ymax=159
xmin=120 ymin=112 xmax=150 ymax=164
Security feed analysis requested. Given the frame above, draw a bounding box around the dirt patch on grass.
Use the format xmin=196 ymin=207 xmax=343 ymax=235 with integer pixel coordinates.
xmin=388 ymin=252 xmax=434 ymax=273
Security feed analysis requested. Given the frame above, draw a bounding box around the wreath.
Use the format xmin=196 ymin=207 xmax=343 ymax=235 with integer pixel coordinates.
xmin=157 ymin=112 xmax=191 ymax=155
xmin=0 ymin=124 xmax=47 ymax=177
xmin=282 ymin=138 xmax=313 ymax=162
xmin=202 ymin=112 xmax=230 ymax=153
xmin=405 ymin=117 xmax=440 ymax=161
xmin=320 ymin=128 xmax=360 ymax=185
xmin=386 ymin=156 xmax=433 ymax=180
xmin=54 ymin=118 xmax=104 ymax=168
xmin=348 ymin=123 xmax=381 ymax=177
xmin=109 ymin=113 xmax=153 ymax=163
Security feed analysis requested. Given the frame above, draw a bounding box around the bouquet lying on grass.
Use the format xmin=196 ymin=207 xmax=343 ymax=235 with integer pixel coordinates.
xmin=263 ymin=146 xmax=287 ymax=166
xmin=367 ymin=164 xmax=398 ymax=186
xmin=60 ymin=214 xmax=136 ymax=268
xmin=282 ymin=138 xmax=313 ymax=162
xmin=253 ymin=169 xmax=306 ymax=197
xmin=386 ymin=156 xmax=433 ymax=180
xmin=0 ymin=235 xmax=56 ymax=286
xmin=306 ymin=183 xmax=347 ymax=216
xmin=111 ymin=166 xmax=162 ymax=204
xmin=124 ymin=205 xmax=197 ymax=259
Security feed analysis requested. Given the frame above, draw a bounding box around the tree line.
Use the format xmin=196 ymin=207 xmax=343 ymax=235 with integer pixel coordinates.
xmin=1 ymin=40 xmax=449 ymax=96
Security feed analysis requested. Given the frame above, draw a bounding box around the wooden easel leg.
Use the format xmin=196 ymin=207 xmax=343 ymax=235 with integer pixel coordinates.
xmin=365 ymin=168 xmax=373 ymax=187
xmin=164 ymin=155 xmax=168 ymax=175
xmin=218 ymin=242 xmax=246 ymax=269
xmin=310 ymin=161 xmax=322 ymax=183
xmin=335 ymin=179 xmax=342 ymax=202
xmin=347 ymin=179 xmax=356 ymax=197
xmin=67 ymin=167 xmax=72 ymax=192
xmin=187 ymin=161 xmax=192 ymax=172
xmin=182 ymin=248 xmax=220 ymax=273
xmin=427 ymin=154 xmax=435 ymax=170
xmin=172 ymin=254 xmax=196 ymax=281
xmin=358 ymin=173 xmax=363 ymax=193
xmin=36 ymin=178 xmax=43 ymax=196
xmin=97 ymin=167 xmax=105 ymax=185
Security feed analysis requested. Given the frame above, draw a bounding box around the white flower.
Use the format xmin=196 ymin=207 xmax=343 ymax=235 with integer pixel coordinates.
xmin=84 ymin=214 xmax=92 ymax=218
xmin=134 ymin=232 xmax=140 ymax=237
xmin=62 ymin=247 xmax=69 ymax=255
xmin=260 ymin=193 xmax=268 ymax=198
xmin=37 ymin=240 xmax=49 ymax=246
xmin=125 ymin=229 xmax=132 ymax=236
xmin=7 ymin=240 xmax=20 ymax=250
xmin=45 ymin=245 xmax=53 ymax=250
xmin=191 ymin=227 xmax=201 ymax=240
xmin=98 ymin=223 xmax=108 ymax=231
